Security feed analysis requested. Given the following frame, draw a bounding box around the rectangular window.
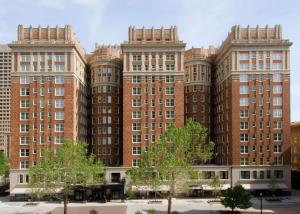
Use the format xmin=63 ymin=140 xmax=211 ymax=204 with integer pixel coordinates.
xmin=20 ymin=124 xmax=29 ymax=132
xmin=132 ymin=159 xmax=140 ymax=167
xmin=240 ymin=63 xmax=249 ymax=70
xmin=240 ymin=98 xmax=249 ymax=106
xmin=55 ymin=112 xmax=64 ymax=120
xmin=55 ymin=54 xmax=65 ymax=62
xmin=20 ymin=76 xmax=31 ymax=84
xmin=274 ymin=144 xmax=282 ymax=153
xmin=166 ymin=111 xmax=175 ymax=119
xmin=240 ymin=74 xmax=248 ymax=82
xmin=240 ymin=134 xmax=248 ymax=142
xmin=20 ymin=88 xmax=30 ymax=96
xmin=165 ymin=99 xmax=175 ymax=107
xmin=132 ymin=75 xmax=141 ymax=83
xmin=20 ymin=148 xmax=29 ymax=157
xmin=272 ymin=62 xmax=283 ymax=70
xmin=274 ymin=133 xmax=282 ymax=141
xmin=132 ymin=111 xmax=141 ymax=119
xmin=20 ymin=160 xmax=29 ymax=169
xmin=20 ymin=112 xmax=29 ymax=120
xmin=166 ymin=64 xmax=175 ymax=71
xmin=239 ymin=86 xmax=249 ymax=94
xmin=240 ymin=146 xmax=248 ymax=154
xmin=240 ymin=158 xmax=249 ymax=166
xmin=55 ymin=136 xmax=64 ymax=144
xmin=55 ymin=76 xmax=64 ymax=84
xmin=55 ymin=124 xmax=64 ymax=132
xmin=55 ymin=88 xmax=64 ymax=96
xmin=165 ymin=87 xmax=175 ymax=95
xmin=132 ymin=99 xmax=141 ymax=107
xmin=132 ymin=87 xmax=141 ymax=95
xmin=20 ymin=136 xmax=29 ymax=145
xmin=240 ymin=121 xmax=248 ymax=130
xmin=132 ymin=135 xmax=141 ymax=143
xmin=240 ymin=109 xmax=248 ymax=118
xmin=240 ymin=53 xmax=249 ymax=60
xmin=273 ymin=74 xmax=282 ymax=82
xmin=273 ymin=97 xmax=282 ymax=106
xmin=132 ymin=147 xmax=142 ymax=155
xmin=274 ymin=121 xmax=282 ymax=129
xmin=273 ymin=109 xmax=282 ymax=118
xmin=132 ymin=123 xmax=141 ymax=131
xmin=273 ymin=85 xmax=282 ymax=94
xmin=240 ymin=171 xmax=250 ymax=179
xmin=55 ymin=99 xmax=64 ymax=108
xmin=166 ymin=75 xmax=174 ymax=83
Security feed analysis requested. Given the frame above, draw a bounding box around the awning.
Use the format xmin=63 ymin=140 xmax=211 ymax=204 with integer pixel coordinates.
xmin=132 ymin=185 xmax=170 ymax=192
xmin=10 ymin=187 xmax=63 ymax=194
xmin=190 ymin=184 xmax=230 ymax=190
xmin=242 ymin=183 xmax=288 ymax=190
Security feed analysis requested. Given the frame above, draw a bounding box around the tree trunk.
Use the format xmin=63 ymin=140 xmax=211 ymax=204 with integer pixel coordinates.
xmin=63 ymin=194 xmax=68 ymax=214
xmin=167 ymin=193 xmax=172 ymax=214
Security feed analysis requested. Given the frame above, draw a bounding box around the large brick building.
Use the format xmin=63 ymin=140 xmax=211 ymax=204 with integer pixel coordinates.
xmin=8 ymin=25 xmax=88 ymax=194
xmin=7 ymin=24 xmax=293 ymax=196
xmin=291 ymin=122 xmax=300 ymax=171
xmin=121 ymin=26 xmax=186 ymax=167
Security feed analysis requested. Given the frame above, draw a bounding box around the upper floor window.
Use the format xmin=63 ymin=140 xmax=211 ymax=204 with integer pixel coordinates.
xmin=20 ymin=76 xmax=30 ymax=84
xmin=240 ymin=53 xmax=249 ymax=60
xmin=240 ymin=74 xmax=248 ymax=82
xmin=166 ymin=54 xmax=175 ymax=60
xmin=271 ymin=52 xmax=282 ymax=60
xmin=273 ymin=74 xmax=282 ymax=82
xmin=132 ymin=55 xmax=141 ymax=61
xmin=20 ymin=88 xmax=30 ymax=96
xmin=273 ymin=85 xmax=282 ymax=94
xmin=20 ymin=54 xmax=30 ymax=62
xmin=239 ymin=86 xmax=249 ymax=94
xmin=55 ymin=88 xmax=64 ymax=96
xmin=55 ymin=76 xmax=64 ymax=84
xmin=166 ymin=75 xmax=174 ymax=83
xmin=55 ymin=54 xmax=65 ymax=62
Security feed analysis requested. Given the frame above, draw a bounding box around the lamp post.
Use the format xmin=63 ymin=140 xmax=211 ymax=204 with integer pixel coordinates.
xmin=260 ymin=192 xmax=263 ymax=214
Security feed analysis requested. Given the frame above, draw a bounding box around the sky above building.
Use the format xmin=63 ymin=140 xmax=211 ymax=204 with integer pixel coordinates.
xmin=0 ymin=0 xmax=299 ymax=121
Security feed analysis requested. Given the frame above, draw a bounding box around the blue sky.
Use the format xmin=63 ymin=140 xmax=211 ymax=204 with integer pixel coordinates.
xmin=0 ymin=0 xmax=299 ymax=121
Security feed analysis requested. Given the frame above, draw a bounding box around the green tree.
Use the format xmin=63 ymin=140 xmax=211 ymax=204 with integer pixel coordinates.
xmin=210 ymin=175 xmax=221 ymax=199
xmin=0 ymin=152 xmax=9 ymax=176
xmin=127 ymin=119 xmax=215 ymax=214
xmin=268 ymin=174 xmax=278 ymax=197
xmin=221 ymin=185 xmax=252 ymax=212
xmin=28 ymin=141 xmax=104 ymax=214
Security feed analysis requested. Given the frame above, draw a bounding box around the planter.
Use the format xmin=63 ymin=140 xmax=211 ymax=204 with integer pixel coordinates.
xmin=148 ymin=200 xmax=163 ymax=204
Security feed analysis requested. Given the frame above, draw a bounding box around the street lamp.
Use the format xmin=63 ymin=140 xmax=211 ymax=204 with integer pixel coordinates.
xmin=260 ymin=192 xmax=263 ymax=214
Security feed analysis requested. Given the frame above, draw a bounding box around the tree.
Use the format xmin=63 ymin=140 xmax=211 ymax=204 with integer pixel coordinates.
xmin=0 ymin=152 xmax=9 ymax=176
xmin=210 ymin=175 xmax=221 ymax=199
xmin=268 ymin=174 xmax=278 ymax=197
xmin=127 ymin=119 xmax=215 ymax=214
xmin=28 ymin=141 xmax=104 ymax=214
xmin=221 ymin=185 xmax=252 ymax=212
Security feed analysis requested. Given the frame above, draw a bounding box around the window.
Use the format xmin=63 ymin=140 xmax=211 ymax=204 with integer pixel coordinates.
xmin=55 ymin=136 xmax=64 ymax=144
xmin=166 ymin=111 xmax=174 ymax=119
xmin=166 ymin=75 xmax=174 ymax=83
xmin=20 ymin=112 xmax=29 ymax=120
xmin=132 ymin=159 xmax=140 ymax=167
xmin=240 ymin=53 xmax=249 ymax=60
xmin=274 ymin=156 xmax=283 ymax=165
xmin=240 ymin=121 xmax=248 ymax=130
xmin=273 ymin=97 xmax=282 ymax=106
xmin=132 ymin=147 xmax=141 ymax=155
xmin=132 ymin=111 xmax=141 ymax=119
xmin=132 ymin=87 xmax=141 ymax=95
xmin=273 ymin=74 xmax=282 ymax=82
xmin=132 ymin=123 xmax=141 ymax=131
xmin=272 ymin=62 xmax=283 ymax=70
xmin=55 ymin=99 xmax=64 ymax=108
xmin=55 ymin=88 xmax=64 ymax=96
xmin=273 ymin=85 xmax=282 ymax=94
xmin=260 ymin=171 xmax=265 ymax=179
xmin=165 ymin=99 xmax=175 ymax=107
xmin=20 ymin=136 xmax=29 ymax=145
xmin=20 ymin=76 xmax=30 ymax=84
xmin=273 ymin=109 xmax=282 ymax=118
xmin=274 ymin=144 xmax=282 ymax=153
xmin=55 ymin=54 xmax=65 ymax=61
xmin=239 ymin=86 xmax=249 ymax=94
xmin=55 ymin=112 xmax=64 ymax=120
xmin=240 ymin=98 xmax=249 ymax=106
xmin=240 ymin=171 xmax=250 ymax=179
xmin=240 ymin=109 xmax=248 ymax=118
xmin=20 ymin=124 xmax=29 ymax=132
xmin=132 ymin=99 xmax=141 ymax=107
xmin=240 ymin=146 xmax=248 ymax=154
xmin=20 ymin=88 xmax=30 ymax=96
xmin=240 ymin=134 xmax=248 ymax=142
xmin=133 ymin=64 xmax=142 ymax=71
xmin=166 ymin=64 xmax=175 ymax=71
xmin=55 ymin=124 xmax=64 ymax=132
xmin=240 ymin=63 xmax=249 ymax=70
xmin=20 ymin=148 xmax=29 ymax=157
xmin=240 ymin=158 xmax=249 ymax=166
xmin=271 ymin=52 xmax=282 ymax=60
xmin=240 ymin=74 xmax=248 ymax=82
xmin=274 ymin=170 xmax=283 ymax=179
xmin=20 ymin=160 xmax=29 ymax=169
xmin=274 ymin=121 xmax=282 ymax=129
xmin=132 ymin=75 xmax=141 ymax=83
xmin=166 ymin=87 xmax=174 ymax=95
xmin=133 ymin=55 xmax=141 ymax=61
xmin=274 ymin=133 xmax=282 ymax=141
xmin=21 ymin=64 xmax=30 ymax=71
xmin=20 ymin=100 xmax=29 ymax=108
xmin=166 ymin=54 xmax=175 ymax=60
xmin=132 ymin=135 xmax=141 ymax=143
xmin=55 ymin=76 xmax=64 ymax=84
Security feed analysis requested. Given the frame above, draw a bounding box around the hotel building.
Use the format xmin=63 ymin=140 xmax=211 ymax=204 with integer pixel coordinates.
xmin=121 ymin=26 xmax=186 ymax=167
xmin=8 ymin=25 xmax=88 ymax=195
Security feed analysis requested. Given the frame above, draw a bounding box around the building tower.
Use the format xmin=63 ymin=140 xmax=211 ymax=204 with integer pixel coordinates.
xmin=214 ymin=25 xmax=292 ymax=182
xmin=0 ymin=45 xmax=11 ymax=156
xmin=121 ymin=26 xmax=186 ymax=167
xmin=9 ymin=25 xmax=88 ymax=195
xmin=88 ymin=45 xmax=123 ymax=166
xmin=184 ymin=47 xmax=216 ymax=139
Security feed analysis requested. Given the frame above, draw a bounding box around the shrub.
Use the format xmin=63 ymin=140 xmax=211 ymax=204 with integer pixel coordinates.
xmin=135 ymin=211 xmax=143 ymax=214
xmin=89 ymin=209 xmax=98 ymax=214
xmin=147 ymin=209 xmax=157 ymax=214
xmin=171 ymin=211 xmax=179 ymax=214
